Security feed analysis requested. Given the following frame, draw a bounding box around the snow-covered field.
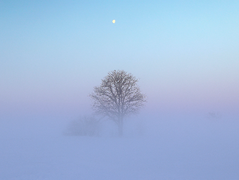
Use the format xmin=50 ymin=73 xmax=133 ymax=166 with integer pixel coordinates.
xmin=1 ymin=114 xmax=238 ymax=180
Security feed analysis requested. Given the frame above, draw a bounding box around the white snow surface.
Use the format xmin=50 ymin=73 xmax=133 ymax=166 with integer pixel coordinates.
xmin=0 ymin=114 xmax=239 ymax=180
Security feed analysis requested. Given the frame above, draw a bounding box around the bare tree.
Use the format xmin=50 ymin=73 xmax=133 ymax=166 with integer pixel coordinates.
xmin=90 ymin=70 xmax=146 ymax=136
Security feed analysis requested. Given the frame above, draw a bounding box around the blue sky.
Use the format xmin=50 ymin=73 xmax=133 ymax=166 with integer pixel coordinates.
xmin=1 ymin=0 xmax=239 ymax=118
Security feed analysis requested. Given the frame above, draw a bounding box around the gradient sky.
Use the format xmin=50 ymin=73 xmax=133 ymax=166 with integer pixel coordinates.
xmin=1 ymin=0 xmax=239 ymax=118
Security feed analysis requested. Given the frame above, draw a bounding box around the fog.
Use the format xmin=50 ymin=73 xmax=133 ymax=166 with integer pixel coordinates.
xmin=1 ymin=112 xmax=238 ymax=180
xmin=1 ymin=1 xmax=239 ymax=179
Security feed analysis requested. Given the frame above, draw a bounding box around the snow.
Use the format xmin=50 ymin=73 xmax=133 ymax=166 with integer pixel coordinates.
xmin=0 ymin=114 xmax=239 ymax=180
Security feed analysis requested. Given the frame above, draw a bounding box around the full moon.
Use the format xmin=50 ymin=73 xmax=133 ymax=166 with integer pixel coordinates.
xmin=112 ymin=20 xmax=115 ymax=23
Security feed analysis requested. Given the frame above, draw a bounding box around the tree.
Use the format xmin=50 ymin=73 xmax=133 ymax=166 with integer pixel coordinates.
xmin=90 ymin=70 xmax=146 ymax=136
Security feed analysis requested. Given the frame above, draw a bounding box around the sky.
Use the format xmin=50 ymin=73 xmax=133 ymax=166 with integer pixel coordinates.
xmin=1 ymin=0 xmax=239 ymax=119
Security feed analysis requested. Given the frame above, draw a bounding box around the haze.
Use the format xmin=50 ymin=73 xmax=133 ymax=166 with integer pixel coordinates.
xmin=0 ymin=1 xmax=239 ymax=179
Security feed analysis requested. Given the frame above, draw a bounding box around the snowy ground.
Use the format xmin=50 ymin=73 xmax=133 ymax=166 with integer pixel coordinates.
xmin=0 ymin=114 xmax=239 ymax=180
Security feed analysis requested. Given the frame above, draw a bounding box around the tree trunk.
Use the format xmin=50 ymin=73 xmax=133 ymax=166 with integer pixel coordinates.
xmin=118 ymin=117 xmax=123 ymax=137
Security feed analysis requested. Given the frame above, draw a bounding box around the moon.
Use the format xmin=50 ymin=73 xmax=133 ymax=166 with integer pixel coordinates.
xmin=112 ymin=20 xmax=115 ymax=23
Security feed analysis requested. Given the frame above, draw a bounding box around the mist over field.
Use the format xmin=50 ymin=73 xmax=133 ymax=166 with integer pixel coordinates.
xmin=1 ymin=111 xmax=239 ymax=180
xmin=1 ymin=0 xmax=239 ymax=179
